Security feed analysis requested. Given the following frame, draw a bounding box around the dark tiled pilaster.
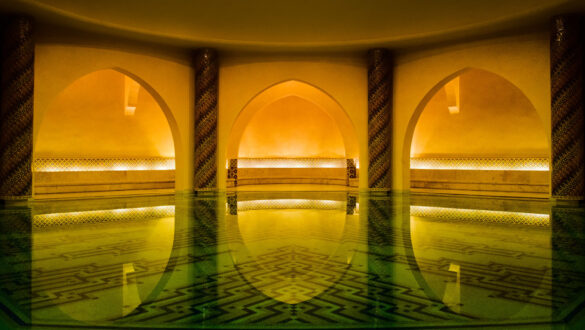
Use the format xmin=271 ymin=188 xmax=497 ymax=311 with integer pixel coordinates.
xmin=368 ymin=49 xmax=393 ymax=190
xmin=0 ymin=17 xmax=34 ymax=200
xmin=551 ymin=16 xmax=585 ymax=199
xmin=193 ymin=49 xmax=218 ymax=190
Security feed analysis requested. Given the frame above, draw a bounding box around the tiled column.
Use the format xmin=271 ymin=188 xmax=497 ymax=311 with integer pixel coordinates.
xmin=0 ymin=17 xmax=34 ymax=200
xmin=193 ymin=49 xmax=218 ymax=190
xmin=551 ymin=16 xmax=585 ymax=200
xmin=368 ymin=49 xmax=393 ymax=190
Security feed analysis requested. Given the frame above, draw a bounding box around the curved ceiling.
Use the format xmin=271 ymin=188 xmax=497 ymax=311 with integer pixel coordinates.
xmin=2 ymin=0 xmax=584 ymax=50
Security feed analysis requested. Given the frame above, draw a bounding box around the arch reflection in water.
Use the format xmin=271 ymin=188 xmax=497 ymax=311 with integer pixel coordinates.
xmin=224 ymin=192 xmax=361 ymax=305
xmin=407 ymin=197 xmax=553 ymax=321
xmin=30 ymin=197 xmax=176 ymax=323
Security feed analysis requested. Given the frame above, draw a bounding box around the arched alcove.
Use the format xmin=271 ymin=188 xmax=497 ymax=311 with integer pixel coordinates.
xmin=405 ymin=68 xmax=549 ymax=197
xmin=227 ymin=80 xmax=359 ymax=187
xmin=34 ymin=69 xmax=177 ymax=198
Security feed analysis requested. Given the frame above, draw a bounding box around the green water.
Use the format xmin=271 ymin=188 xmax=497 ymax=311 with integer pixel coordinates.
xmin=1 ymin=191 xmax=584 ymax=329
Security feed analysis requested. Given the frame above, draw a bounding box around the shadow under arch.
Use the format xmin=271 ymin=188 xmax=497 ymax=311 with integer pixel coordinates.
xmin=112 ymin=67 xmax=182 ymax=159
xmin=227 ymin=79 xmax=359 ymax=160
xmin=401 ymin=67 xmax=549 ymax=192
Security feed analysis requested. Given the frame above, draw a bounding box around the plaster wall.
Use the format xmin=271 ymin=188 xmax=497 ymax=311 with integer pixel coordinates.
xmin=219 ymin=54 xmax=368 ymax=190
xmin=32 ymin=29 xmax=551 ymax=193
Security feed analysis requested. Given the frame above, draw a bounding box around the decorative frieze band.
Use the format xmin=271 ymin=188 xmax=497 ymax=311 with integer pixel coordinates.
xmin=410 ymin=157 xmax=549 ymax=171
xmin=235 ymin=158 xmax=353 ymax=169
xmin=32 ymin=158 xmax=175 ymax=172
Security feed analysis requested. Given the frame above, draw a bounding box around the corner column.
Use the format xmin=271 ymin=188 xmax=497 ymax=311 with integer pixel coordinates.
xmin=367 ymin=49 xmax=393 ymax=190
xmin=193 ymin=49 xmax=218 ymax=190
xmin=551 ymin=16 xmax=585 ymax=200
xmin=0 ymin=17 xmax=34 ymax=200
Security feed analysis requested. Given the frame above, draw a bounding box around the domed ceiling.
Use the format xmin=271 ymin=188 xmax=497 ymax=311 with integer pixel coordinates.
xmin=1 ymin=0 xmax=584 ymax=50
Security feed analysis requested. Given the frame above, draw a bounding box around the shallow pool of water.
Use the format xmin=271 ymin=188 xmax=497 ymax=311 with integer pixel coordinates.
xmin=1 ymin=191 xmax=584 ymax=329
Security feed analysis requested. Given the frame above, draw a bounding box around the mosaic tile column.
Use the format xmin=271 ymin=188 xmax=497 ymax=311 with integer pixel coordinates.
xmin=193 ymin=49 xmax=218 ymax=190
xmin=368 ymin=49 xmax=393 ymax=190
xmin=0 ymin=17 xmax=34 ymax=200
xmin=551 ymin=16 xmax=585 ymax=199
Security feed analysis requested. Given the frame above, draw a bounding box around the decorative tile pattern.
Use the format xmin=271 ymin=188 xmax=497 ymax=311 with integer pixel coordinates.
xmin=410 ymin=157 xmax=549 ymax=171
xmin=0 ymin=17 xmax=34 ymax=199
xmin=32 ymin=158 xmax=175 ymax=172
xmin=193 ymin=49 xmax=218 ymax=190
xmin=368 ymin=49 xmax=393 ymax=189
xmin=236 ymin=158 xmax=347 ymax=168
xmin=227 ymin=159 xmax=237 ymax=180
xmin=551 ymin=16 xmax=585 ymax=199
xmin=346 ymin=159 xmax=357 ymax=179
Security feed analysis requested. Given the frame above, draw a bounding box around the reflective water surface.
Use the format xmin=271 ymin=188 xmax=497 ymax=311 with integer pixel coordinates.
xmin=1 ymin=191 xmax=584 ymax=329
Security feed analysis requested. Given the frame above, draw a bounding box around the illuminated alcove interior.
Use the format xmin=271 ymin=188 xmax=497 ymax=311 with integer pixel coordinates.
xmin=238 ymin=95 xmax=345 ymax=159
xmin=229 ymin=81 xmax=359 ymax=187
xmin=409 ymin=69 xmax=549 ymax=196
xmin=411 ymin=69 xmax=547 ymax=159
xmin=34 ymin=69 xmax=175 ymax=197
xmin=36 ymin=69 xmax=174 ymax=159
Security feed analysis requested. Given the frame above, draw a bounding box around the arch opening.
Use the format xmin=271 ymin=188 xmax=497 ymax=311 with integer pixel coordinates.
xmin=34 ymin=69 xmax=177 ymax=198
xmin=227 ymin=80 xmax=359 ymax=188
xmin=405 ymin=68 xmax=549 ymax=197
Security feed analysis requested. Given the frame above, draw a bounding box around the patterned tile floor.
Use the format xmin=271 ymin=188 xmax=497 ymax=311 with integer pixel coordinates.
xmin=1 ymin=191 xmax=584 ymax=329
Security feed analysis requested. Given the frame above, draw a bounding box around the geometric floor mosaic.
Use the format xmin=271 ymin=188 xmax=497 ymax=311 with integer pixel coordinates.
xmin=1 ymin=192 xmax=585 ymax=329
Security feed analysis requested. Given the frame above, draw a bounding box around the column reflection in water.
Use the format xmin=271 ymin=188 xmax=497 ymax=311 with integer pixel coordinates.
xmin=551 ymin=205 xmax=585 ymax=327
xmin=407 ymin=195 xmax=555 ymax=324
xmin=29 ymin=196 xmax=176 ymax=325
xmin=0 ymin=204 xmax=32 ymax=325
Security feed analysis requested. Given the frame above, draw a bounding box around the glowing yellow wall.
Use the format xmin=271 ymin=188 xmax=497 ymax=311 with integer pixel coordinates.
xmin=238 ymin=96 xmax=345 ymax=158
xmin=395 ymin=32 xmax=551 ymax=191
xmin=411 ymin=69 xmax=548 ymax=158
xmin=33 ymin=30 xmax=193 ymax=191
xmin=32 ymin=27 xmax=552 ymax=193
xmin=219 ymin=54 xmax=368 ymax=189
xmin=35 ymin=70 xmax=174 ymax=158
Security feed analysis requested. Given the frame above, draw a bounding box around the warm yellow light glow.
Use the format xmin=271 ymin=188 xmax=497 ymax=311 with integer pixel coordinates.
xmin=125 ymin=106 xmax=136 ymax=116
xmin=410 ymin=157 xmax=549 ymax=171
xmin=33 ymin=158 xmax=175 ymax=172
xmin=237 ymin=95 xmax=346 ymax=159
xmin=237 ymin=158 xmax=347 ymax=168
xmin=445 ymin=77 xmax=460 ymax=114
xmin=410 ymin=205 xmax=549 ymax=226
xmin=236 ymin=199 xmax=346 ymax=211
xmin=124 ymin=76 xmax=140 ymax=116
xmin=33 ymin=205 xmax=175 ymax=227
